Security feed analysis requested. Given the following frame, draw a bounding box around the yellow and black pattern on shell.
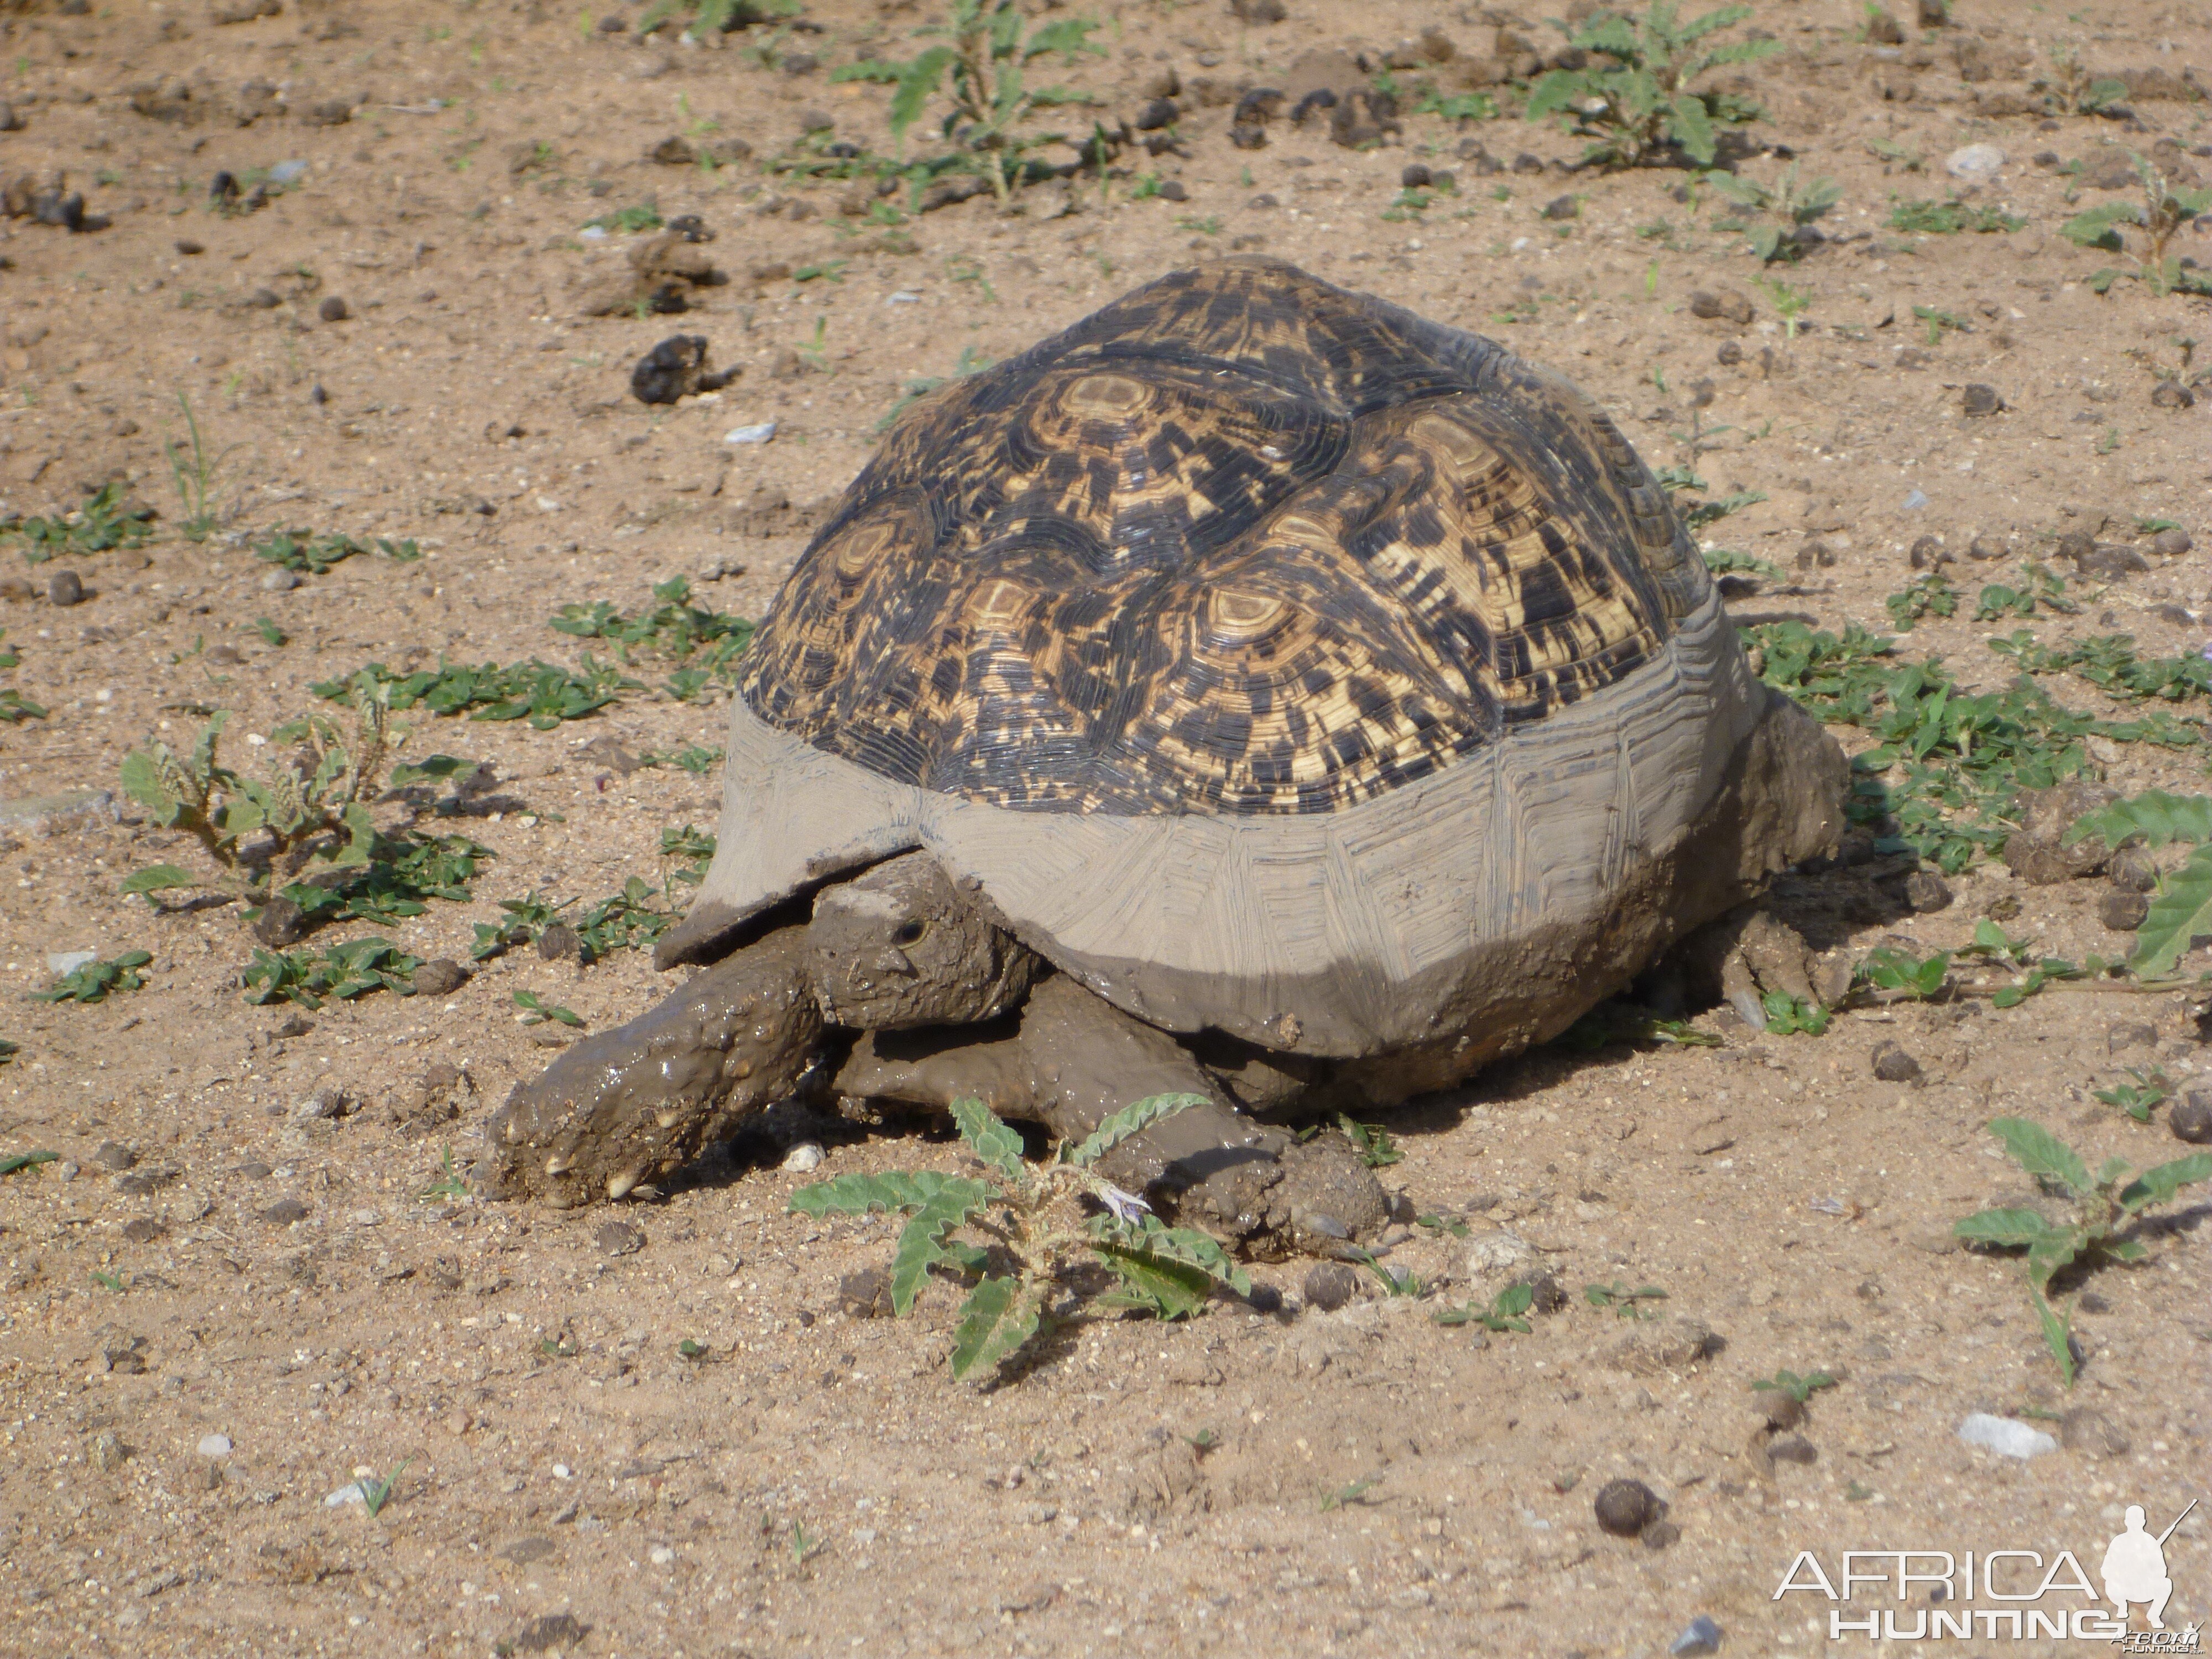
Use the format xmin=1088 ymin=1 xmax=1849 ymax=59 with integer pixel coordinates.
xmin=739 ymin=257 xmax=1704 ymax=817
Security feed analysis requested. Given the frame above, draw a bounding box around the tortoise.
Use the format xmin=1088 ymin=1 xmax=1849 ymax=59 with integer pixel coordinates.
xmin=484 ymin=257 xmax=1845 ymax=1253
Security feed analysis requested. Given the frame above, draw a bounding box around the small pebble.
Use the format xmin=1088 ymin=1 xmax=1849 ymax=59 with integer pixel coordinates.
xmin=48 ymin=568 xmax=84 ymax=607
xmin=199 ymin=1433 xmax=233 ymax=1457
xmin=1671 ymin=1615 xmax=1724 ymax=1658
xmin=1593 ymin=1478 xmax=1664 ymax=1537
xmin=1903 ymin=869 xmax=1953 ymax=911
xmin=594 ymin=1220 xmax=644 ymax=1256
xmin=92 ymin=1141 xmax=137 ymax=1171
xmin=1957 ymin=1411 xmax=2058 ymax=1460
xmin=2151 ymin=526 xmax=2193 ymax=557
xmin=536 ymin=922 xmax=582 ymax=963
xmin=2058 ymin=1406 xmax=2131 ymax=1460
xmin=260 ymin=568 xmax=301 ymax=592
xmin=1302 ymin=1261 xmax=1359 ymax=1312
xmin=2169 ymin=1089 xmax=2212 ymax=1144
xmin=1767 ymin=1433 xmax=1818 ymax=1465
xmin=839 ymin=1267 xmax=894 ymax=1318
xmin=781 ymin=1141 xmax=825 ymax=1173
xmin=2107 ymin=847 xmax=2158 ymax=893
xmin=2099 ymin=889 xmax=2149 ymax=931
xmin=724 ymin=421 xmax=777 ymax=445
xmin=1960 ymin=383 xmax=2002 ymax=417
xmin=324 ymin=1481 xmax=368 ymax=1509
xmin=260 ymin=1197 xmax=309 ymax=1224
xmin=1870 ymin=1041 xmax=1922 ymax=1084
xmin=411 ymin=959 xmax=471 ymax=997
xmin=54 ymin=1161 xmax=79 ymax=1181
xmin=121 ymin=1218 xmax=166 ymax=1244
xmin=319 ymin=296 xmax=349 ymax=322
xmin=1944 ymin=142 xmax=2006 ymax=181
xmin=513 ymin=1615 xmax=588 ymax=1653
xmin=2151 ymin=381 xmax=2196 ymax=411
xmin=1641 ymin=1520 xmax=1681 ymax=1551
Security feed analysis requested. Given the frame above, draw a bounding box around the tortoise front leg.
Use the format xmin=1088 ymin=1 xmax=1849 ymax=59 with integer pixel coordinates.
xmin=483 ymin=925 xmax=823 ymax=1208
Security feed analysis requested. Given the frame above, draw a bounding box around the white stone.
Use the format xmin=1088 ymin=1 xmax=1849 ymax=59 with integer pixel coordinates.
xmin=724 ymin=421 xmax=777 ymax=446
xmin=1958 ymin=1412 xmax=2059 ymax=1460
xmin=1944 ymin=144 xmax=2006 ymax=181
xmin=46 ymin=950 xmax=96 ymax=977
xmin=197 ymin=1433 xmax=232 ymax=1458
xmin=781 ymin=1141 xmax=825 ymax=1174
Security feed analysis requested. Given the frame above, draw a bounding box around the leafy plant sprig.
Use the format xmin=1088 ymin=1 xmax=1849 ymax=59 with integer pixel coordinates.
xmin=2 ymin=482 xmax=153 ymax=562
xmin=1436 ymin=1282 xmax=1535 ymax=1333
xmin=1749 ymin=1367 xmax=1837 ymax=1403
xmin=1703 ymin=164 xmax=1839 ymax=263
xmin=1585 ymin=1280 xmax=1669 ymax=1319
xmin=2064 ymin=154 xmax=2212 ymax=297
xmin=1954 ymin=1117 xmax=2212 ymax=1384
xmin=1525 ymin=3 xmax=1781 ymax=170
xmin=843 ymin=0 xmax=1104 ymax=204
xmin=34 ymin=951 xmax=153 ymax=1004
xmin=790 ymin=1093 xmax=1251 ymax=1380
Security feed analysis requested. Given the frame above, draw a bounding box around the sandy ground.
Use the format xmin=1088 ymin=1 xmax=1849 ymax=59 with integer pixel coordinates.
xmin=1 ymin=0 xmax=2209 ymax=1654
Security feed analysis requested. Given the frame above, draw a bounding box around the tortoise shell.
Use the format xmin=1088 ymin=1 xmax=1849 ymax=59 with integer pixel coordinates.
xmin=664 ymin=259 xmax=1831 ymax=1061
xmin=738 ymin=255 xmax=1701 ymax=817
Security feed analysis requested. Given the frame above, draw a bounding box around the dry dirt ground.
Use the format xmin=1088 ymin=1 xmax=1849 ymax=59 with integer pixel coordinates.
xmin=2 ymin=0 xmax=2211 ymax=1655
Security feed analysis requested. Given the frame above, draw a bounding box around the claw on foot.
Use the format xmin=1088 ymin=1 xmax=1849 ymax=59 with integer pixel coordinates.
xmin=482 ymin=927 xmax=822 ymax=1208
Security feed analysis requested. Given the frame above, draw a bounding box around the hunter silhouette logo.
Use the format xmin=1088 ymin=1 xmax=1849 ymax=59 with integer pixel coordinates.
xmin=1775 ymin=1497 xmax=2203 ymax=1645
xmin=2104 ymin=1502 xmax=2194 ymax=1632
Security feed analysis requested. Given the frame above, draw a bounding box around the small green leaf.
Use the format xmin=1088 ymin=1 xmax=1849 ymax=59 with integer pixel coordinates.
xmin=889 ymin=1187 xmax=983 ymax=1314
xmin=2130 ymin=844 xmax=2212 ymax=978
xmin=2063 ymin=790 xmax=2212 ymax=850
xmin=950 ymin=1097 xmax=1028 ymax=1188
xmin=788 ymin=1171 xmax=988 ymax=1218
xmin=1100 ymin=1216 xmax=1253 ymax=1298
xmin=1985 ymin=1117 xmax=2093 ymax=1197
xmin=119 ymin=864 xmax=197 ymax=897
xmin=118 ymin=750 xmax=182 ymax=823
xmin=2032 ymin=1288 xmax=2077 ymax=1387
xmin=2116 ymin=1151 xmax=2212 ymax=1212
xmin=1667 ymin=92 xmax=1716 ymax=165
xmin=948 ymin=1275 xmax=1042 ymax=1378
xmin=1095 ymin=1245 xmax=1214 ymax=1319
xmin=1953 ymin=1207 xmax=2058 ymax=1248
xmin=1067 ymin=1093 xmax=1208 ymax=1168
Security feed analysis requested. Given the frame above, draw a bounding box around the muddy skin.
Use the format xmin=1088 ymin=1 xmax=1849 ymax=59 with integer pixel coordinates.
xmin=836 ymin=975 xmax=1390 ymax=1256
xmin=488 ymin=865 xmax=1388 ymax=1250
xmin=482 ymin=924 xmax=823 ymax=1207
xmin=807 ymin=851 xmax=1041 ymax=1030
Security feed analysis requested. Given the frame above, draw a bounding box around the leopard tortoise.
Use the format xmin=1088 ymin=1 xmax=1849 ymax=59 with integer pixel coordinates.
xmin=484 ymin=257 xmax=1845 ymax=1253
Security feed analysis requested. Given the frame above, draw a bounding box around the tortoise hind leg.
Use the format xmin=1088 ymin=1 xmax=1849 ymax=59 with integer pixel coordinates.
xmin=483 ymin=924 xmax=823 ymax=1208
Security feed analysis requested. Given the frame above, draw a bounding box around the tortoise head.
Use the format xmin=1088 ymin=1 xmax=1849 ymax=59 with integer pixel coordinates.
xmin=806 ymin=851 xmax=1041 ymax=1031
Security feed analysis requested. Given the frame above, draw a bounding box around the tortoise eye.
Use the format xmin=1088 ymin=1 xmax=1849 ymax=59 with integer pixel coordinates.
xmin=893 ymin=919 xmax=927 ymax=947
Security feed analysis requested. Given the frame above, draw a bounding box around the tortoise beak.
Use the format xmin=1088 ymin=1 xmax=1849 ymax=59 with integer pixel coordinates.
xmin=868 ymin=947 xmax=919 ymax=978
